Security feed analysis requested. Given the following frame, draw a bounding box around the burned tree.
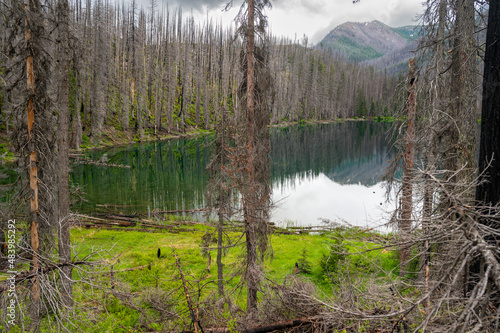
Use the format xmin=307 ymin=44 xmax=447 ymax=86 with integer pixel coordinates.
xmin=205 ymin=106 xmax=236 ymax=298
xmin=476 ymin=0 xmax=500 ymax=211
xmin=3 ymin=0 xmax=57 ymax=326
xmin=233 ymin=0 xmax=273 ymax=314
xmin=399 ymin=59 xmax=417 ymax=277
xmin=56 ymin=0 xmax=73 ymax=307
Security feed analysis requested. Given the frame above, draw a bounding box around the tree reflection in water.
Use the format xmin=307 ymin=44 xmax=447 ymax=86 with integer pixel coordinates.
xmin=71 ymin=122 xmax=394 ymax=227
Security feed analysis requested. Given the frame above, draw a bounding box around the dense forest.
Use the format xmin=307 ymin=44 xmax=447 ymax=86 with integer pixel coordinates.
xmin=1 ymin=0 xmax=500 ymax=332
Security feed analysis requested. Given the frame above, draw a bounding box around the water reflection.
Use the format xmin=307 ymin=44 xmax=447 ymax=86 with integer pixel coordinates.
xmin=269 ymin=122 xmax=394 ymax=227
xmin=273 ymin=173 xmax=393 ymax=228
xmin=71 ymin=137 xmax=212 ymax=216
xmin=70 ymin=121 xmax=394 ymax=227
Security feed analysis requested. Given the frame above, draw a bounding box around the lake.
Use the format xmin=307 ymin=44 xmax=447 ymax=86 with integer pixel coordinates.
xmin=71 ymin=121 xmax=395 ymax=229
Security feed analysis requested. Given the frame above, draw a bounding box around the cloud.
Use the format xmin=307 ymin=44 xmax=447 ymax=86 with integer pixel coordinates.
xmin=273 ymin=0 xmax=326 ymax=15
xmin=144 ymin=0 xmax=229 ymax=13
xmin=132 ymin=0 xmax=424 ymax=45
xmin=268 ymin=0 xmax=424 ymax=44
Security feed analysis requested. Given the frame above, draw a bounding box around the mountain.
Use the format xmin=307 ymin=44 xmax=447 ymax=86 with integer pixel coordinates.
xmin=317 ymin=20 xmax=419 ymax=73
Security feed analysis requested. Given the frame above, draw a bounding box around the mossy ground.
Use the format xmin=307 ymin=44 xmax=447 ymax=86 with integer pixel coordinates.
xmin=64 ymin=223 xmax=398 ymax=332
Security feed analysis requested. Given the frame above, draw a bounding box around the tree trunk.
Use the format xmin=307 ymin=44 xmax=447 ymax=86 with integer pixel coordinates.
xmin=57 ymin=0 xmax=73 ymax=308
xmin=400 ymin=59 xmax=417 ymax=277
xmin=245 ymin=0 xmax=259 ymax=314
xmin=217 ymin=212 xmax=224 ymax=297
xmin=473 ymin=0 xmax=500 ymax=297
xmin=26 ymin=0 xmax=40 ymax=323
xmin=446 ymin=0 xmax=477 ymax=189
xmin=475 ymin=0 xmax=500 ymax=208
xmin=422 ymin=0 xmax=447 ymax=304
xmin=70 ymin=100 xmax=83 ymax=149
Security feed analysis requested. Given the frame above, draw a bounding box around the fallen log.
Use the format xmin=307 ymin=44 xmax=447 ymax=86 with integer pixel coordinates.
xmin=70 ymin=157 xmax=131 ymax=168
xmin=79 ymin=219 xmax=136 ymax=227
xmin=206 ymin=316 xmax=323 ymax=333
xmin=0 ymin=261 xmax=90 ymax=293
xmin=96 ymin=213 xmax=141 ymax=221
xmin=76 ymin=223 xmax=180 ymax=233
xmin=286 ymin=225 xmax=332 ymax=230
xmin=149 ymin=208 xmax=209 ymax=214
xmin=243 ymin=317 xmax=321 ymax=333
xmin=111 ymin=247 xmax=132 ymax=261
xmin=103 ymin=263 xmax=151 ymax=274
xmin=173 ymin=248 xmax=203 ymax=333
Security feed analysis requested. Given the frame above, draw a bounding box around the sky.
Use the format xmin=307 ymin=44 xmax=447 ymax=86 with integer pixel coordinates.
xmin=141 ymin=0 xmax=425 ymax=44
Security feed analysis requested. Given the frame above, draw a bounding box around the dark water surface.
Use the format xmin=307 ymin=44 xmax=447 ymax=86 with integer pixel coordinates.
xmin=71 ymin=121 xmax=395 ymax=227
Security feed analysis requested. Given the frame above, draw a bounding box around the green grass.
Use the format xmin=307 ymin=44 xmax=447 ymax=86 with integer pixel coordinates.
xmin=71 ymin=225 xmax=399 ymax=289
xmin=0 ymin=223 xmax=398 ymax=331
xmin=0 ymin=221 xmax=400 ymax=331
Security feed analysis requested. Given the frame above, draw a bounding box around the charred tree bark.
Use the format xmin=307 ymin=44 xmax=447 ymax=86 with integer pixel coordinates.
xmin=475 ymin=0 xmax=500 ymax=209
xmin=473 ymin=0 xmax=500 ymax=291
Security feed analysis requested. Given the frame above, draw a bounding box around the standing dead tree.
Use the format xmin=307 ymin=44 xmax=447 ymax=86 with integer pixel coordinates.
xmin=475 ymin=0 xmax=500 ymax=220
xmin=25 ymin=0 xmax=42 ymax=322
xmin=473 ymin=0 xmax=500 ymax=301
xmin=446 ymin=0 xmax=478 ymax=194
xmin=205 ymin=105 xmax=236 ymax=298
xmin=56 ymin=0 xmax=73 ymax=308
xmin=231 ymin=0 xmax=273 ymax=315
xmin=399 ymin=59 xmax=417 ymax=277
xmin=1 ymin=0 xmax=88 ymax=328
xmin=3 ymin=0 xmax=57 ymax=326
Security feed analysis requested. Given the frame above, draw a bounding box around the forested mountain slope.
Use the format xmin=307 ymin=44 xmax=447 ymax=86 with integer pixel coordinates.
xmin=317 ymin=20 xmax=419 ymax=73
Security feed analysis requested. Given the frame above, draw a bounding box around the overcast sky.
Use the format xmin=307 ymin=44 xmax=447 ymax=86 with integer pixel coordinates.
xmin=142 ymin=0 xmax=425 ymax=44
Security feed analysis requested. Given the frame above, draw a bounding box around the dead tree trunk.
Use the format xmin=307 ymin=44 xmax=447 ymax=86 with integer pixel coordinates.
xmin=173 ymin=249 xmax=203 ymax=333
xmin=422 ymin=0 xmax=447 ymax=306
xmin=472 ymin=0 xmax=500 ymax=293
xmin=475 ymin=0 xmax=500 ymax=209
xmin=217 ymin=212 xmax=224 ymax=297
xmin=244 ymin=0 xmax=259 ymax=314
xmin=57 ymin=0 xmax=73 ymax=308
xmin=400 ymin=59 xmax=417 ymax=277
xmin=25 ymin=0 xmax=40 ymax=322
xmin=446 ymin=0 xmax=477 ymax=191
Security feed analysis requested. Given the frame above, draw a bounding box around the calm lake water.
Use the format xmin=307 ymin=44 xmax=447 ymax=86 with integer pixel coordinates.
xmin=71 ymin=121 xmax=395 ymax=228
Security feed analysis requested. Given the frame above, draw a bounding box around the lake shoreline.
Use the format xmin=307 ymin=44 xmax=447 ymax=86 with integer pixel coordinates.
xmin=72 ymin=117 xmax=393 ymax=154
